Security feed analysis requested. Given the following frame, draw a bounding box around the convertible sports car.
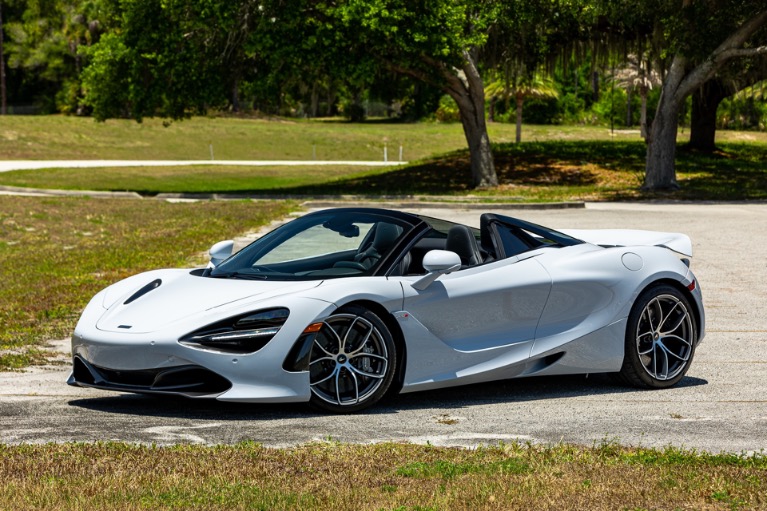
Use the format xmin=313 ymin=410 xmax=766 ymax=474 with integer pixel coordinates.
xmin=69 ymin=207 xmax=705 ymax=412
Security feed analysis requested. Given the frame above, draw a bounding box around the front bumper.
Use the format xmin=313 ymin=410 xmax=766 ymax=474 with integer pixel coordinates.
xmin=68 ymin=296 xmax=339 ymax=403
xmin=68 ymin=355 xmax=232 ymax=397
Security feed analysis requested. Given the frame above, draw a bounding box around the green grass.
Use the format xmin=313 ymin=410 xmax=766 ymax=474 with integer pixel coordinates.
xmin=0 ymin=115 xmax=485 ymax=161
xmin=2 ymin=115 xmax=766 ymax=201
xmin=3 ymin=140 xmax=766 ymax=201
xmin=0 ymin=164 xmax=391 ymax=195
xmin=3 ymin=114 xmax=765 ymax=162
xmin=0 ymin=441 xmax=765 ymax=510
xmin=0 ymin=196 xmax=294 ymax=370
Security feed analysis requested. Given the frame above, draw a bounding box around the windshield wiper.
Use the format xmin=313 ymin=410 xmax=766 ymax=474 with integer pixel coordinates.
xmin=210 ymin=271 xmax=268 ymax=280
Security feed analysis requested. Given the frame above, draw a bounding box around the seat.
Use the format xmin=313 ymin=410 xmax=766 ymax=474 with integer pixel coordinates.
xmin=354 ymin=223 xmax=402 ymax=269
xmin=445 ymin=225 xmax=482 ymax=267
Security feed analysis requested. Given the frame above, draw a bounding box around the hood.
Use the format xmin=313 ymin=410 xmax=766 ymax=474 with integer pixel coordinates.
xmin=559 ymin=229 xmax=693 ymax=257
xmin=96 ymin=270 xmax=321 ymax=333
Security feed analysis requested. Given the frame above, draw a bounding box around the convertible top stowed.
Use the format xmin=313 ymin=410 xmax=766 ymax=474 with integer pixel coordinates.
xmin=69 ymin=207 xmax=705 ymax=412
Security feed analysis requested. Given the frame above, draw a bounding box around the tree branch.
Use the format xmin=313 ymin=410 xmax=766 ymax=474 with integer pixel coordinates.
xmin=384 ymin=55 xmax=467 ymax=101
xmin=718 ymin=45 xmax=767 ymax=59
xmin=715 ymin=11 xmax=767 ymax=52
xmin=460 ymin=48 xmax=485 ymax=105
xmin=419 ymin=54 xmax=472 ymax=101
xmin=675 ymin=11 xmax=767 ymax=102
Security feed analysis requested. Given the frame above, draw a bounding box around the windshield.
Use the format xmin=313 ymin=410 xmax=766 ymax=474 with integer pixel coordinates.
xmin=210 ymin=211 xmax=414 ymax=280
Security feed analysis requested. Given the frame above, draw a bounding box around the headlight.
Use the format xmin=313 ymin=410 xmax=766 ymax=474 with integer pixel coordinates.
xmin=179 ymin=308 xmax=289 ymax=354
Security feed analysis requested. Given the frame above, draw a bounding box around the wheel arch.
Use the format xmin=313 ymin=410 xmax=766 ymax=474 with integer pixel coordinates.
xmin=336 ymin=299 xmax=407 ymax=396
xmin=636 ymin=278 xmax=702 ymax=342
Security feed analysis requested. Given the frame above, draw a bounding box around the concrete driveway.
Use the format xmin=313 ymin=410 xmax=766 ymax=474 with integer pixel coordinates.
xmin=1 ymin=202 xmax=765 ymax=453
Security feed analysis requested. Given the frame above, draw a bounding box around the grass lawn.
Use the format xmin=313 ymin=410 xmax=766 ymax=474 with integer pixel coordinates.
xmin=1 ymin=113 xmax=764 ymax=161
xmin=0 ymin=196 xmax=294 ymax=370
xmin=0 ymin=164 xmax=394 ymax=195
xmin=0 ymin=115 xmax=498 ymax=161
xmin=2 ymin=117 xmax=767 ymax=507
xmin=2 ymin=115 xmax=766 ymax=201
xmin=1 ymin=441 xmax=765 ymax=510
xmin=2 ymin=140 xmax=766 ymax=201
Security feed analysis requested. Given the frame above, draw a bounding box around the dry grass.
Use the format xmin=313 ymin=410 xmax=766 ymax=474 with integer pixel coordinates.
xmin=0 ymin=442 xmax=764 ymax=510
xmin=0 ymin=196 xmax=294 ymax=369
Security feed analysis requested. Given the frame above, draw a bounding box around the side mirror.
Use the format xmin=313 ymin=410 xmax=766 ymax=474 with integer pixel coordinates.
xmin=208 ymin=240 xmax=234 ymax=268
xmin=413 ymin=250 xmax=461 ymax=290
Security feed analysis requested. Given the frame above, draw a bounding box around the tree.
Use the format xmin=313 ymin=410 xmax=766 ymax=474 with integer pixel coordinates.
xmin=80 ymin=0 xmax=587 ymax=187
xmin=0 ymin=0 xmax=6 ymax=114
xmin=643 ymin=5 xmax=767 ymax=190
xmin=486 ymin=71 xmax=558 ymax=143
xmin=3 ymin=0 xmax=106 ymax=113
xmin=82 ymin=0 xmax=381 ymax=120
xmin=329 ymin=0 xmax=588 ymax=187
xmin=614 ymin=54 xmax=660 ymax=139
xmin=688 ymin=56 xmax=767 ymax=152
xmin=82 ymin=0 xmax=273 ymax=120
xmin=328 ymin=0 xmax=500 ymax=186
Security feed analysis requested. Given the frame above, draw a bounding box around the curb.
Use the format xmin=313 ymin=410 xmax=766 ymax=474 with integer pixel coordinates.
xmin=0 ymin=185 xmax=586 ymax=209
xmin=300 ymin=200 xmax=586 ymax=210
xmin=0 ymin=185 xmax=143 ymax=199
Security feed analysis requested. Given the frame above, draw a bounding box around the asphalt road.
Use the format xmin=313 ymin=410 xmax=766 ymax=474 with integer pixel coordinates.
xmin=2 ymin=202 xmax=766 ymax=453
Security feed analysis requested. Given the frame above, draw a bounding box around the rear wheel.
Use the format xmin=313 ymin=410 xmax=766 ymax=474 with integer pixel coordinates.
xmin=618 ymin=284 xmax=697 ymax=388
xmin=309 ymin=305 xmax=396 ymax=413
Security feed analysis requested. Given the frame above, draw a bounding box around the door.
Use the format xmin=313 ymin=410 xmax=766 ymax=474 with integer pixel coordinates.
xmin=393 ymin=256 xmax=552 ymax=390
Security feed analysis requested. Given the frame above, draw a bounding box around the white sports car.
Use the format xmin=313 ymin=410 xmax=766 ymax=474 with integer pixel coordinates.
xmin=69 ymin=207 xmax=705 ymax=412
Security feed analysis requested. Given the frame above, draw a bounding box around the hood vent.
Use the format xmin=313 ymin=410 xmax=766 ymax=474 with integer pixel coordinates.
xmin=124 ymin=279 xmax=162 ymax=305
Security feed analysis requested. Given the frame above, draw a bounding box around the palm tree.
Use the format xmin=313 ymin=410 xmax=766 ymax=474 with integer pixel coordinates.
xmin=614 ymin=54 xmax=661 ymax=140
xmin=485 ymin=72 xmax=558 ymax=143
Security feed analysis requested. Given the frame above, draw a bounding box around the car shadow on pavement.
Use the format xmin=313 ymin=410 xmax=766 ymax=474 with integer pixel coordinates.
xmin=379 ymin=374 xmax=708 ymax=413
xmin=67 ymin=373 xmax=708 ymax=420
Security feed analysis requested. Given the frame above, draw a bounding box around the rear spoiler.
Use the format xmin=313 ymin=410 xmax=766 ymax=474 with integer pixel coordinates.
xmin=558 ymin=229 xmax=693 ymax=257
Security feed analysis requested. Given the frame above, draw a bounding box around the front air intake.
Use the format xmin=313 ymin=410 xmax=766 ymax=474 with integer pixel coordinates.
xmin=124 ymin=279 xmax=162 ymax=305
xmin=71 ymin=356 xmax=232 ymax=396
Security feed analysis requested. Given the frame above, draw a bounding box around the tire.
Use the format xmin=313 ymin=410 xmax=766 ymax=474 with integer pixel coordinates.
xmin=617 ymin=284 xmax=697 ymax=389
xmin=309 ymin=305 xmax=397 ymax=413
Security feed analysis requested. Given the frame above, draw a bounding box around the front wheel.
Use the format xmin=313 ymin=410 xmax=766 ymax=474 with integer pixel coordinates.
xmin=309 ymin=306 xmax=397 ymax=413
xmin=618 ymin=284 xmax=697 ymax=388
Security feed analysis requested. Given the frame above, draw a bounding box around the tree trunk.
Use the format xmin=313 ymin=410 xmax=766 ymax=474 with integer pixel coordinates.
xmin=395 ymin=50 xmax=497 ymax=187
xmin=640 ymin=90 xmax=648 ymax=140
xmin=626 ymin=88 xmax=632 ymax=127
xmin=231 ymin=79 xmax=241 ymax=113
xmin=644 ymin=58 xmax=685 ymax=190
xmin=458 ymin=102 xmax=496 ymax=187
xmin=488 ymin=97 xmax=495 ymax=122
xmin=644 ymin=99 xmax=681 ymax=190
xmin=592 ymin=71 xmax=599 ymax=102
xmin=0 ymin=1 xmax=6 ymax=115
xmin=688 ymin=78 xmax=729 ymax=152
xmin=310 ymin=84 xmax=319 ymax=118
xmin=438 ymin=50 xmax=497 ymax=188
xmin=515 ymin=95 xmax=523 ymax=143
